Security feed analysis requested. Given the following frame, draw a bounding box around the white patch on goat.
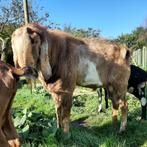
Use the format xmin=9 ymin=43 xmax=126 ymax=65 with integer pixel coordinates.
xmin=141 ymin=97 xmax=147 ymax=106
xmin=78 ymin=58 xmax=102 ymax=86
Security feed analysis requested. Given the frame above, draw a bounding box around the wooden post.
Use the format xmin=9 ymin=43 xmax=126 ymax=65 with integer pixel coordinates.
xmin=23 ymin=0 xmax=30 ymax=24
xmin=0 ymin=37 xmax=9 ymax=62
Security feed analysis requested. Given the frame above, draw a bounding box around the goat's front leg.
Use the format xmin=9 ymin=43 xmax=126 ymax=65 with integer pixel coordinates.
xmin=52 ymin=92 xmax=72 ymax=133
xmin=3 ymin=111 xmax=20 ymax=147
xmin=141 ymin=105 xmax=147 ymax=120
xmin=104 ymin=88 xmax=109 ymax=109
xmin=140 ymin=97 xmax=147 ymax=120
xmin=97 ymin=88 xmax=109 ymax=113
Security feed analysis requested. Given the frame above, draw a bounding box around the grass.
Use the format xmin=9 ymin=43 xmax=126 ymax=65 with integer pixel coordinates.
xmin=12 ymin=81 xmax=147 ymax=147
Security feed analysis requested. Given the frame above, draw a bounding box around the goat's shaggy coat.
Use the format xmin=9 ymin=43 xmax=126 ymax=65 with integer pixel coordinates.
xmin=11 ymin=23 xmax=130 ymax=133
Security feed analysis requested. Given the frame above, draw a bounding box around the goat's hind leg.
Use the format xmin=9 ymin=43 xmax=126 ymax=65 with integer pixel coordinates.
xmin=119 ymin=99 xmax=128 ymax=133
xmin=104 ymin=88 xmax=109 ymax=109
xmin=97 ymin=88 xmax=109 ymax=112
xmin=112 ymin=101 xmax=119 ymax=126
xmin=112 ymin=98 xmax=128 ymax=133
xmin=52 ymin=92 xmax=72 ymax=133
xmin=97 ymin=88 xmax=103 ymax=112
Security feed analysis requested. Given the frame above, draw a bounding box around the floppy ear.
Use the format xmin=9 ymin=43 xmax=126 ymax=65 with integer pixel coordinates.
xmin=40 ymin=37 xmax=52 ymax=81
xmin=120 ymin=45 xmax=130 ymax=59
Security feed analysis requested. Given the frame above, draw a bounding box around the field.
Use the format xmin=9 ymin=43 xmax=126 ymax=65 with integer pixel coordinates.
xmin=12 ymin=80 xmax=147 ymax=147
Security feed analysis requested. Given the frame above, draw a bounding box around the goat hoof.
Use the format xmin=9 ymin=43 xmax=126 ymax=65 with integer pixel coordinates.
xmin=55 ymin=128 xmax=71 ymax=142
xmin=97 ymin=108 xmax=105 ymax=113
xmin=8 ymin=138 xmax=21 ymax=147
xmin=117 ymin=130 xmax=126 ymax=136
xmin=98 ymin=109 xmax=103 ymax=113
xmin=119 ymin=127 xmax=126 ymax=134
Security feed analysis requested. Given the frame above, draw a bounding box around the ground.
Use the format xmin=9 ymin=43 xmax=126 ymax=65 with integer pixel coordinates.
xmin=12 ymin=80 xmax=147 ymax=147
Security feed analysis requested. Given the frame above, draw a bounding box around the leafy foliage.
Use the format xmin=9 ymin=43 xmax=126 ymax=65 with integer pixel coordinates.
xmin=0 ymin=0 xmax=50 ymax=27
xmin=0 ymin=0 xmax=57 ymax=64
xmin=64 ymin=25 xmax=100 ymax=38
xmin=13 ymin=107 xmax=57 ymax=146
xmin=116 ymin=27 xmax=147 ymax=50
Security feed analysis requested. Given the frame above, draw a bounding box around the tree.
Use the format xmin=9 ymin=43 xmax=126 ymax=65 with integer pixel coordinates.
xmin=0 ymin=0 xmax=51 ymax=30
xmin=116 ymin=27 xmax=147 ymax=51
xmin=64 ymin=25 xmax=100 ymax=38
xmin=0 ymin=37 xmax=9 ymax=62
xmin=0 ymin=0 xmax=54 ymax=64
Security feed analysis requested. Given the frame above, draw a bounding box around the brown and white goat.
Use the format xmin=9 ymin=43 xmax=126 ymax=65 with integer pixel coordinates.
xmin=11 ymin=23 xmax=130 ymax=133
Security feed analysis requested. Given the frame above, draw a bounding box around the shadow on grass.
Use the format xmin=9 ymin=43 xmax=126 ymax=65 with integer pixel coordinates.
xmin=71 ymin=116 xmax=89 ymax=126
xmin=69 ymin=107 xmax=147 ymax=147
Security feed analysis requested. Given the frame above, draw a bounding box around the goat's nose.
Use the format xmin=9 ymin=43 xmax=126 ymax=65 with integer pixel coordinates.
xmin=25 ymin=66 xmax=38 ymax=79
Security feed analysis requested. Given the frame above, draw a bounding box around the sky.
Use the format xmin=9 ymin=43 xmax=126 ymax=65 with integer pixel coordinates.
xmin=36 ymin=0 xmax=147 ymax=39
xmin=1 ymin=0 xmax=147 ymax=39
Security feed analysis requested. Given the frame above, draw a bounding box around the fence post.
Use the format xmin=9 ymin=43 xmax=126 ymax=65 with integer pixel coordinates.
xmin=23 ymin=0 xmax=30 ymax=24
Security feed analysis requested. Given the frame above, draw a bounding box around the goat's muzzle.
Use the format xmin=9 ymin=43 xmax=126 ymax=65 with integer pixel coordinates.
xmin=23 ymin=66 xmax=38 ymax=80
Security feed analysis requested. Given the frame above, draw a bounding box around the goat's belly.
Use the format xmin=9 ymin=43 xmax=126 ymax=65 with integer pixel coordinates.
xmin=78 ymin=72 xmax=102 ymax=87
xmin=77 ymin=58 xmax=103 ymax=87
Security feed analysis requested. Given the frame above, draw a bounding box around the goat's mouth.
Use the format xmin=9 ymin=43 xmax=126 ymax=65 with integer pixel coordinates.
xmin=23 ymin=66 xmax=38 ymax=80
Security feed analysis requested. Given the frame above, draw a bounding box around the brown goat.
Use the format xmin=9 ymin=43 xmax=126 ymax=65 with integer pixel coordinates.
xmin=11 ymin=23 xmax=130 ymax=133
xmin=0 ymin=60 xmax=38 ymax=147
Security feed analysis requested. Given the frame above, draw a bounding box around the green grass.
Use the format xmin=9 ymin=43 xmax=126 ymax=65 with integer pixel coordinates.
xmin=12 ymin=81 xmax=147 ymax=147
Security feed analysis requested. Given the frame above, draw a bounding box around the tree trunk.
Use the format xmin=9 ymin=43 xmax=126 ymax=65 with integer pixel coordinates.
xmin=0 ymin=37 xmax=9 ymax=62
